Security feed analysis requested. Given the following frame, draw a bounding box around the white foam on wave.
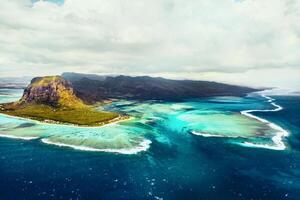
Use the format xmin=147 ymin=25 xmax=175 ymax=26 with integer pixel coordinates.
xmin=0 ymin=133 xmax=39 ymax=140
xmin=41 ymin=138 xmax=151 ymax=154
xmin=238 ymin=141 xmax=285 ymax=151
xmin=191 ymin=131 xmax=239 ymax=138
xmin=239 ymin=94 xmax=289 ymax=150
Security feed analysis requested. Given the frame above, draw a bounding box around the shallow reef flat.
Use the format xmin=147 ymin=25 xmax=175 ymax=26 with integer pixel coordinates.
xmin=0 ymin=89 xmax=289 ymax=153
xmin=180 ymin=112 xmax=268 ymax=138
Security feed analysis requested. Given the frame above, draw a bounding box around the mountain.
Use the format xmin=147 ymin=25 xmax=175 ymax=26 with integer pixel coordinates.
xmin=62 ymin=73 xmax=260 ymax=103
xmin=19 ymin=75 xmax=85 ymax=109
xmin=0 ymin=76 xmax=119 ymax=126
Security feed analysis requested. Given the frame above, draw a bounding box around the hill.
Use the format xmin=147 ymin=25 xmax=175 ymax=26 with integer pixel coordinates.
xmin=19 ymin=76 xmax=86 ymax=109
xmin=62 ymin=72 xmax=259 ymax=103
xmin=0 ymin=76 xmax=120 ymax=126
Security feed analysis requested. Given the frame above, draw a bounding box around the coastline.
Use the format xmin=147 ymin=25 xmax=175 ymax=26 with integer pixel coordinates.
xmin=1 ymin=90 xmax=289 ymax=153
xmin=0 ymin=112 xmax=149 ymax=154
xmin=0 ymin=112 xmax=133 ymax=129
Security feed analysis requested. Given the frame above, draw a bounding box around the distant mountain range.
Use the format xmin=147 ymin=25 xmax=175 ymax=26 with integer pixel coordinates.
xmin=62 ymin=72 xmax=260 ymax=103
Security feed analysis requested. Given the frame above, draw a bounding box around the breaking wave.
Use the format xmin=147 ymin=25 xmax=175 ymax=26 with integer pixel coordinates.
xmin=239 ymin=94 xmax=289 ymax=150
xmin=41 ymin=138 xmax=151 ymax=154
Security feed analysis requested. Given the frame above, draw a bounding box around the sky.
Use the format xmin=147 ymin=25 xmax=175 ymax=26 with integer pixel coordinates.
xmin=0 ymin=0 xmax=299 ymax=90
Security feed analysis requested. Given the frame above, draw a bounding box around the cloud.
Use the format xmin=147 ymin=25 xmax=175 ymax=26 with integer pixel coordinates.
xmin=0 ymin=0 xmax=299 ymax=89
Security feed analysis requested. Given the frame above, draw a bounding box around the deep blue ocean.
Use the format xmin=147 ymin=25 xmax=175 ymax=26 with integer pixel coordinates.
xmin=0 ymin=91 xmax=299 ymax=199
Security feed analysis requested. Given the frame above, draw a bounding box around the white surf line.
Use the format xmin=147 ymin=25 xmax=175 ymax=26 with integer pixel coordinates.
xmin=41 ymin=138 xmax=151 ymax=155
xmin=191 ymin=131 xmax=240 ymax=138
xmin=240 ymin=94 xmax=289 ymax=150
xmin=0 ymin=133 xmax=39 ymax=140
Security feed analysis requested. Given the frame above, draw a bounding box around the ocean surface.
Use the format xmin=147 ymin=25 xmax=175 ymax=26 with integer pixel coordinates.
xmin=0 ymin=89 xmax=299 ymax=199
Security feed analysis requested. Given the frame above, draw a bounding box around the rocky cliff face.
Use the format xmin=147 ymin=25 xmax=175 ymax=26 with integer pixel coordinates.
xmin=20 ymin=76 xmax=85 ymax=108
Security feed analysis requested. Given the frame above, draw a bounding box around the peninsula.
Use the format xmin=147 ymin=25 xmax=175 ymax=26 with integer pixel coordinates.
xmin=0 ymin=73 xmax=260 ymax=126
xmin=0 ymin=76 xmax=122 ymax=126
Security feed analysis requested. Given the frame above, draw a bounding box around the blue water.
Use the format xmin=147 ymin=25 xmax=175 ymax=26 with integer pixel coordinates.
xmin=0 ymin=89 xmax=300 ymax=199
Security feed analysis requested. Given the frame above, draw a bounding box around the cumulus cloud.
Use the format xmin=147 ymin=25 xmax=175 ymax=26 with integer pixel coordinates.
xmin=0 ymin=0 xmax=299 ymax=89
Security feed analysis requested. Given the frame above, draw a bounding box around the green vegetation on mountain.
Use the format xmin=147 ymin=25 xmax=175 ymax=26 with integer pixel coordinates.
xmin=62 ymin=72 xmax=260 ymax=103
xmin=0 ymin=76 xmax=121 ymax=126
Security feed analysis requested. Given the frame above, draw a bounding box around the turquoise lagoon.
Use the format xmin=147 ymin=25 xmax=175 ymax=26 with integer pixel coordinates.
xmin=0 ymin=89 xmax=288 ymax=153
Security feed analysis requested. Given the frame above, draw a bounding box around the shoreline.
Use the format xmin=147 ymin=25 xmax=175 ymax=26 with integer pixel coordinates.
xmin=0 ymin=112 xmax=133 ymax=129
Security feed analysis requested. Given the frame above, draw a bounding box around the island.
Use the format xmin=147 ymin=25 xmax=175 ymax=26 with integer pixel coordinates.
xmin=0 ymin=76 xmax=125 ymax=126
xmin=0 ymin=73 xmax=260 ymax=126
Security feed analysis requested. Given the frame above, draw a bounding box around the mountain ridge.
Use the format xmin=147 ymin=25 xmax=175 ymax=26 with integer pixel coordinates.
xmin=62 ymin=72 xmax=260 ymax=103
